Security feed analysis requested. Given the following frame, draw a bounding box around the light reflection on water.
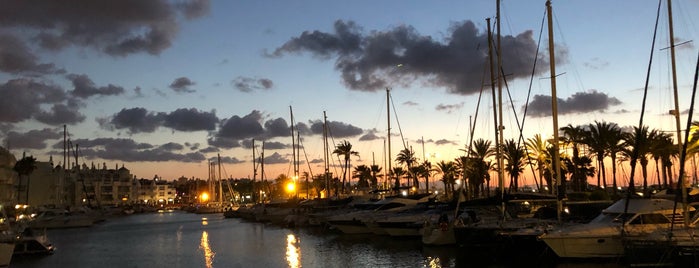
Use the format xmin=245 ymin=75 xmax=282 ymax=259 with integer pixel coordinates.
xmin=286 ymin=234 xmax=300 ymax=268
xmin=8 ymin=211 xmax=624 ymax=268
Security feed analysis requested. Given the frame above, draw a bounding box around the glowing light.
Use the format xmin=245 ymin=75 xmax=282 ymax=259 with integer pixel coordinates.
xmin=200 ymin=192 xmax=210 ymax=202
xmin=199 ymin=231 xmax=215 ymax=268
xmin=286 ymin=182 xmax=296 ymax=193
xmin=286 ymin=234 xmax=300 ymax=268
xmin=402 ymin=190 xmax=408 ymax=197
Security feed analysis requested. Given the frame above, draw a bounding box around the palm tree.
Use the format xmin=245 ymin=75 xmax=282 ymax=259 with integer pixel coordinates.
xmin=526 ymin=134 xmax=551 ymax=193
xmin=585 ymin=121 xmax=620 ymax=189
xmin=352 ymin=165 xmax=372 ymax=189
xmin=564 ymin=154 xmax=596 ymax=192
xmin=435 ymin=160 xmax=458 ymax=199
xmin=13 ymin=155 xmax=37 ymax=204
xmin=561 ymin=124 xmax=588 ymax=159
xmin=649 ymin=132 xmax=675 ymax=188
xmin=395 ymin=148 xmax=417 ymax=189
xmin=605 ymin=126 xmax=627 ymax=194
xmin=392 ymin=167 xmax=407 ymax=190
xmin=622 ymin=126 xmax=654 ymax=192
xmin=410 ymin=161 xmax=431 ymax=192
xmin=333 ymin=140 xmax=359 ymax=194
xmin=369 ymin=164 xmax=382 ymax=189
xmin=502 ymin=139 xmax=525 ymax=192
xmin=467 ymin=139 xmax=494 ymax=198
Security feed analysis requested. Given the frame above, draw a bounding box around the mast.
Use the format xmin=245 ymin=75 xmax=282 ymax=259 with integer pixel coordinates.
xmin=486 ymin=18 xmax=500 ymax=199
xmin=323 ymin=111 xmax=330 ymax=198
xmin=252 ymin=139 xmax=257 ymax=203
xmin=496 ymin=0 xmax=505 ymax=197
xmin=290 ymin=106 xmax=299 ymax=199
xmin=546 ymin=0 xmax=563 ymax=222
xmin=218 ymin=153 xmax=223 ymax=205
xmin=386 ymin=88 xmax=393 ymax=190
xmin=261 ymin=141 xmax=265 ymax=202
xmin=60 ymin=125 xmax=66 ymax=205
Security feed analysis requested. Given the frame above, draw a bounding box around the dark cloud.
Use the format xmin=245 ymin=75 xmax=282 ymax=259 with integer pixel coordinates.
xmin=262 ymin=141 xmax=288 ymax=150
xmin=207 ymin=137 xmax=240 ymax=149
xmin=359 ymin=129 xmax=382 ymax=141
xmin=67 ymin=74 xmax=125 ymax=98
xmin=0 ymin=78 xmax=85 ymax=125
xmin=232 ymin=76 xmax=274 ymax=92
xmin=169 ymin=77 xmax=196 ymax=93
xmin=67 ymin=137 xmax=205 ymax=163
xmin=209 ymin=155 xmax=244 ymax=165
xmin=264 ymin=118 xmax=290 ymax=138
xmin=176 ymin=0 xmax=210 ymax=19
xmin=100 ymin=107 xmax=218 ymax=133
xmin=435 ymin=102 xmax=463 ymax=114
xmin=526 ymin=90 xmax=622 ymax=117
xmin=434 ymin=139 xmax=457 ymax=146
xmin=0 ymin=33 xmax=59 ymax=75
xmin=159 ymin=142 xmax=184 ymax=151
xmin=3 ymin=128 xmax=61 ymax=150
xmin=34 ymin=103 xmax=86 ymax=125
xmin=104 ymin=107 xmax=164 ymax=133
xmin=198 ymin=146 xmax=219 ymax=153
xmin=270 ymin=20 xmax=552 ymax=94
xmin=0 ymin=0 xmax=210 ymax=56
xmin=163 ymin=108 xmax=218 ymax=131
xmin=308 ymin=120 xmax=363 ymax=138
xmin=263 ymin=152 xmax=288 ymax=164
xmin=217 ymin=110 xmax=265 ymax=140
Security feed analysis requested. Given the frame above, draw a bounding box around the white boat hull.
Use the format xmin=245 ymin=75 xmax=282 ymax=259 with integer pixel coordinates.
xmin=541 ymin=234 xmax=623 ymax=258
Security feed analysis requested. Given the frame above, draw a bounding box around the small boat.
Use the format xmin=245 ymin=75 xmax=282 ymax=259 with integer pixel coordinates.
xmin=30 ymin=208 xmax=94 ymax=229
xmin=13 ymin=227 xmax=54 ymax=255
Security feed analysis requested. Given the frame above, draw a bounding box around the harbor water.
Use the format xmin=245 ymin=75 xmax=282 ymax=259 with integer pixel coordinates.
xmin=10 ymin=211 xmax=625 ymax=268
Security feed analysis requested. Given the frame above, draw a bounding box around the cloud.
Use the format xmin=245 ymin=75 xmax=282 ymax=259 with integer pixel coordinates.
xmin=67 ymin=74 xmax=125 ymax=98
xmin=3 ymin=128 xmax=61 ymax=149
xmin=99 ymin=107 xmax=218 ymax=133
xmin=270 ymin=20 xmax=553 ymax=95
xmin=526 ymin=90 xmax=622 ymax=117
xmin=0 ymin=33 xmax=60 ymax=75
xmin=158 ymin=142 xmax=184 ymax=151
xmin=102 ymin=107 xmax=164 ymax=133
xmin=0 ymin=78 xmax=86 ymax=125
xmin=34 ymin=102 xmax=86 ymax=125
xmin=359 ymin=129 xmax=383 ymax=141
xmin=216 ymin=110 xmax=265 ymax=140
xmin=169 ymin=77 xmax=196 ymax=93
xmin=263 ymin=152 xmax=288 ymax=164
xmin=64 ymin=137 xmax=205 ymax=163
xmin=262 ymin=141 xmax=288 ymax=150
xmin=163 ymin=108 xmax=218 ymax=131
xmin=232 ymin=76 xmax=274 ymax=92
xmin=209 ymin=155 xmax=244 ymax=165
xmin=308 ymin=120 xmax=363 ymax=138
xmin=435 ymin=102 xmax=464 ymax=114
xmin=434 ymin=139 xmax=457 ymax=146
xmin=0 ymin=0 xmax=210 ymax=56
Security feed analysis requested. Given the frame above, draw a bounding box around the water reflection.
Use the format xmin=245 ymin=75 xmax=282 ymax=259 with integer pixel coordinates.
xmin=199 ymin=231 xmax=215 ymax=268
xmin=286 ymin=234 xmax=300 ymax=268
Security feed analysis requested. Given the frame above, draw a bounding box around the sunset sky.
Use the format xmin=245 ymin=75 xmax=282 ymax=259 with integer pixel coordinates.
xmin=1 ymin=0 xmax=698 ymax=187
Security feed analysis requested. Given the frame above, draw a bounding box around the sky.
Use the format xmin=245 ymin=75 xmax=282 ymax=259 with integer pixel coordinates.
xmin=1 ymin=0 xmax=699 ymax=186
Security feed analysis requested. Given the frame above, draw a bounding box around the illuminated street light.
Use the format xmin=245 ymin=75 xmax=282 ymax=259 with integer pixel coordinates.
xmin=286 ymin=182 xmax=296 ymax=193
xmin=200 ymin=192 xmax=210 ymax=203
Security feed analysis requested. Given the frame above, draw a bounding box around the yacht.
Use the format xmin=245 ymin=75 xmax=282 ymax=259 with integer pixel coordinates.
xmin=30 ymin=208 xmax=94 ymax=229
xmin=540 ymin=198 xmax=687 ymax=258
